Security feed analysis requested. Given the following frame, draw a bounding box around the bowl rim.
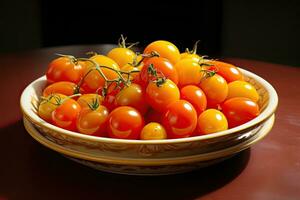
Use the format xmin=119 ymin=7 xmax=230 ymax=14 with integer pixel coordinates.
xmin=20 ymin=67 xmax=278 ymax=144
xmin=23 ymin=115 xmax=275 ymax=166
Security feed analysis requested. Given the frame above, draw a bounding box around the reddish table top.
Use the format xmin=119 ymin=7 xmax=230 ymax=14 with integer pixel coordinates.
xmin=0 ymin=45 xmax=299 ymax=200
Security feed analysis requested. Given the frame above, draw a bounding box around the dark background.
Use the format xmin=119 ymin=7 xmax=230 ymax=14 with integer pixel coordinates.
xmin=0 ymin=0 xmax=300 ymax=66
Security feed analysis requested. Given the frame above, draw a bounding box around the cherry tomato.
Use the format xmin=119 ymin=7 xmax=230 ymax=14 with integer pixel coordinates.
xmin=114 ymin=83 xmax=148 ymax=114
xmin=144 ymin=40 xmax=180 ymax=65
xmin=146 ymin=79 xmax=180 ymax=112
xmin=180 ymin=52 xmax=201 ymax=62
xmin=121 ymin=63 xmax=143 ymax=81
xmin=199 ymin=74 xmax=228 ymax=108
xmin=140 ymin=122 xmax=167 ymax=140
xmin=162 ymin=100 xmax=197 ymax=139
xmin=81 ymin=55 xmax=120 ymax=93
xmin=227 ymin=80 xmax=259 ymax=102
xmin=107 ymin=106 xmax=144 ymax=139
xmin=107 ymin=47 xmax=136 ymax=68
xmin=46 ymin=57 xmax=85 ymax=84
xmin=208 ymin=60 xmax=244 ymax=83
xmin=43 ymin=81 xmax=78 ymax=97
xmin=180 ymin=85 xmax=207 ymax=115
xmin=140 ymin=57 xmax=179 ymax=85
xmin=221 ymin=97 xmax=260 ymax=128
xmin=77 ymin=94 xmax=103 ymax=109
xmin=38 ymin=94 xmax=67 ymax=122
xmin=76 ymin=106 xmax=109 ymax=137
xmin=196 ymin=109 xmax=228 ymax=135
xmin=52 ymin=98 xmax=81 ymax=131
xmin=174 ymin=59 xmax=203 ymax=87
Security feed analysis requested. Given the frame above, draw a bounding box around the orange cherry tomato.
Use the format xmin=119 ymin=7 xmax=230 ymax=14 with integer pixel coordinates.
xmin=180 ymin=85 xmax=207 ymax=115
xmin=180 ymin=52 xmax=201 ymax=62
xmin=140 ymin=57 xmax=179 ymax=85
xmin=107 ymin=106 xmax=144 ymax=139
xmin=196 ymin=109 xmax=228 ymax=135
xmin=140 ymin=122 xmax=167 ymax=140
xmin=46 ymin=56 xmax=85 ymax=84
xmin=77 ymin=94 xmax=104 ymax=109
xmin=227 ymin=80 xmax=259 ymax=102
xmin=107 ymin=47 xmax=136 ymax=68
xmin=162 ymin=100 xmax=197 ymax=139
xmin=144 ymin=40 xmax=180 ymax=65
xmin=174 ymin=59 xmax=203 ymax=87
xmin=52 ymin=98 xmax=81 ymax=131
xmin=221 ymin=97 xmax=260 ymax=128
xmin=114 ymin=83 xmax=148 ymax=114
xmin=81 ymin=55 xmax=120 ymax=93
xmin=43 ymin=81 xmax=78 ymax=97
xmin=38 ymin=94 xmax=67 ymax=122
xmin=208 ymin=60 xmax=244 ymax=83
xmin=146 ymin=79 xmax=180 ymax=112
xmin=199 ymin=74 xmax=228 ymax=108
xmin=76 ymin=106 xmax=109 ymax=137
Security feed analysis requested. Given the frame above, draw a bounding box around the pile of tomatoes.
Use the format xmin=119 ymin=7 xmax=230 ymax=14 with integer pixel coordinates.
xmin=38 ymin=36 xmax=260 ymax=140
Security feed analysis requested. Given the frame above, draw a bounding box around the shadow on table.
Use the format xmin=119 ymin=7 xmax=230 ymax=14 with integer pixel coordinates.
xmin=0 ymin=120 xmax=250 ymax=200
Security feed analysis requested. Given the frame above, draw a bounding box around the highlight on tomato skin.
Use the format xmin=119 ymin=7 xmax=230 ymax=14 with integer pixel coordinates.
xmin=43 ymin=81 xmax=78 ymax=97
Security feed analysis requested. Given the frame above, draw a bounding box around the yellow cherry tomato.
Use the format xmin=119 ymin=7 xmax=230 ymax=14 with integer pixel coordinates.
xmin=180 ymin=52 xmax=202 ymax=62
xmin=38 ymin=94 xmax=67 ymax=122
xmin=227 ymin=81 xmax=259 ymax=102
xmin=197 ymin=109 xmax=228 ymax=135
xmin=107 ymin=47 xmax=136 ymax=68
xmin=144 ymin=40 xmax=180 ymax=65
xmin=174 ymin=59 xmax=203 ymax=87
xmin=199 ymin=74 xmax=228 ymax=108
xmin=140 ymin=122 xmax=167 ymax=140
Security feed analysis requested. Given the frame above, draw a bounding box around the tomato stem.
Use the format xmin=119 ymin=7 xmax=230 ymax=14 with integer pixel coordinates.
xmin=118 ymin=34 xmax=139 ymax=49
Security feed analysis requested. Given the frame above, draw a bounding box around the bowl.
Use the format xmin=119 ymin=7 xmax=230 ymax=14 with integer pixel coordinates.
xmin=20 ymin=68 xmax=278 ymax=175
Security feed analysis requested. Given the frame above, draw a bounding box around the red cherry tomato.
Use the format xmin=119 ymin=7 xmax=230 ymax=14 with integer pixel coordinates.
xmin=180 ymin=85 xmax=207 ymax=115
xmin=208 ymin=60 xmax=244 ymax=83
xmin=52 ymin=99 xmax=81 ymax=131
xmin=107 ymin=106 xmax=144 ymax=139
xmin=46 ymin=57 xmax=85 ymax=84
xmin=162 ymin=100 xmax=197 ymax=139
xmin=43 ymin=81 xmax=78 ymax=97
xmin=140 ymin=57 xmax=179 ymax=86
xmin=221 ymin=97 xmax=260 ymax=128
xmin=146 ymin=79 xmax=180 ymax=112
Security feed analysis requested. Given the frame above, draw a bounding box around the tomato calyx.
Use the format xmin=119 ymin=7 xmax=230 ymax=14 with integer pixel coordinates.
xmin=118 ymin=34 xmax=139 ymax=49
xmin=185 ymin=40 xmax=201 ymax=55
xmin=55 ymin=53 xmax=79 ymax=65
xmin=147 ymin=64 xmax=166 ymax=87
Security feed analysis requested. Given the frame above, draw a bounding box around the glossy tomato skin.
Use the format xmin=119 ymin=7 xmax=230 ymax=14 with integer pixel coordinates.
xmin=227 ymin=81 xmax=259 ymax=102
xmin=208 ymin=60 xmax=244 ymax=83
xmin=46 ymin=57 xmax=85 ymax=84
xmin=43 ymin=81 xmax=78 ymax=97
xmin=38 ymin=94 xmax=67 ymax=122
xmin=196 ymin=109 xmax=228 ymax=135
xmin=199 ymin=74 xmax=228 ymax=108
xmin=81 ymin=55 xmax=120 ymax=93
xmin=114 ymin=83 xmax=148 ymax=114
xmin=140 ymin=57 xmax=179 ymax=85
xmin=107 ymin=106 xmax=144 ymax=139
xmin=180 ymin=85 xmax=207 ymax=115
xmin=107 ymin=47 xmax=136 ymax=68
xmin=162 ymin=100 xmax=197 ymax=139
xmin=146 ymin=79 xmax=180 ymax=112
xmin=52 ymin=99 xmax=81 ymax=131
xmin=140 ymin=122 xmax=167 ymax=140
xmin=180 ymin=52 xmax=201 ymax=62
xmin=144 ymin=40 xmax=180 ymax=65
xmin=174 ymin=59 xmax=203 ymax=87
xmin=221 ymin=97 xmax=260 ymax=128
xmin=76 ymin=106 xmax=109 ymax=137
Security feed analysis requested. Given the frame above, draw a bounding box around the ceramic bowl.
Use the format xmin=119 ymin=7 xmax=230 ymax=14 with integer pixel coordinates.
xmin=20 ymin=68 xmax=278 ymax=175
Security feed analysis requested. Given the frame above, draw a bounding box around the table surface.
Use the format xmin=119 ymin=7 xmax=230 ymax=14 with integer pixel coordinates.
xmin=0 ymin=45 xmax=299 ymax=200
